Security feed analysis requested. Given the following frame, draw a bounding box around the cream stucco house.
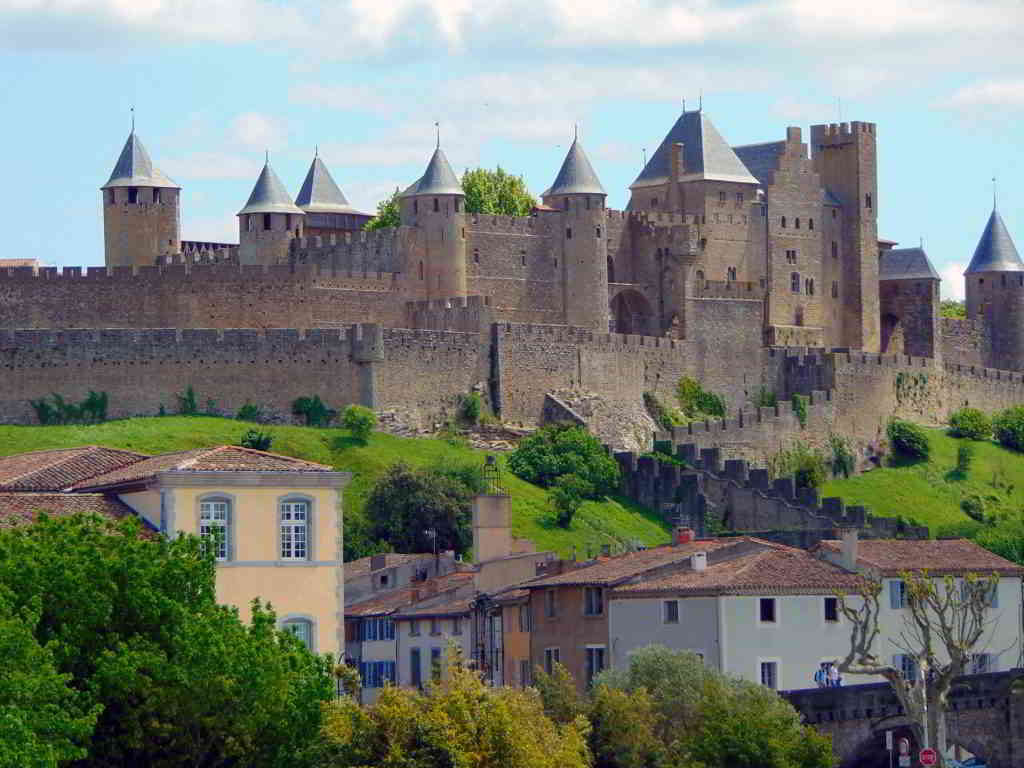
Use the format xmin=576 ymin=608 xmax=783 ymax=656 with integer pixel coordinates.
xmin=0 ymin=444 xmax=349 ymax=658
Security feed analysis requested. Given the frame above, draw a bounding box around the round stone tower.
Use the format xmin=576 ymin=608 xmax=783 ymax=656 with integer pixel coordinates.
xmin=399 ymin=144 xmax=466 ymax=299
xmin=542 ymin=134 xmax=609 ymax=331
xmin=102 ymin=131 xmax=181 ymax=267
xmin=237 ymin=159 xmax=305 ymax=266
xmin=964 ymin=206 xmax=1024 ymax=371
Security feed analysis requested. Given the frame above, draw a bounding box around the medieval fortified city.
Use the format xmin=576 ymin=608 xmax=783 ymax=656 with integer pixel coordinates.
xmin=2 ymin=3 xmax=1023 ymax=768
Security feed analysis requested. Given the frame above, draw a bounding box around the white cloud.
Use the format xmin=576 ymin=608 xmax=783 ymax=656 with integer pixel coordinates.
xmin=181 ymin=214 xmax=239 ymax=245
xmin=940 ymin=80 xmax=1024 ymax=111
xmin=939 ymin=261 xmax=967 ymax=301
xmin=162 ymin=151 xmax=257 ymax=181
xmin=231 ymin=112 xmax=287 ymax=151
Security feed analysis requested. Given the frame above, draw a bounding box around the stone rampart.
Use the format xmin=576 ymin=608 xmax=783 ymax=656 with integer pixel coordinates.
xmin=942 ymin=317 xmax=989 ymax=367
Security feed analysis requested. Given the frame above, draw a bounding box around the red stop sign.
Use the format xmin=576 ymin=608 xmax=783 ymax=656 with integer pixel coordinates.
xmin=919 ymin=748 xmax=938 ymax=766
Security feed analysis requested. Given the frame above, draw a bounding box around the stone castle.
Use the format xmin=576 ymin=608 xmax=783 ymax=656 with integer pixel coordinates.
xmin=2 ymin=108 xmax=1022 ymax=460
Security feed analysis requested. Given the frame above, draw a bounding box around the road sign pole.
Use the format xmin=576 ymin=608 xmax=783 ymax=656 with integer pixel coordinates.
xmin=886 ymin=731 xmax=893 ymax=768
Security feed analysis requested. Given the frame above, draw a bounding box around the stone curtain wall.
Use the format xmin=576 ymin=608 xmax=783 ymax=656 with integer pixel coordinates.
xmin=942 ymin=317 xmax=989 ymax=367
xmin=0 ymin=264 xmax=405 ymax=330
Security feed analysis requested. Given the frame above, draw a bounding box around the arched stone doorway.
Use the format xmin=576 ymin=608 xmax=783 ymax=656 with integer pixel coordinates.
xmin=610 ymin=289 xmax=655 ymax=335
xmin=881 ymin=313 xmax=904 ymax=354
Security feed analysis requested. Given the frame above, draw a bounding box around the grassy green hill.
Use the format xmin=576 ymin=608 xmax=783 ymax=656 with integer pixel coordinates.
xmin=0 ymin=417 xmax=670 ymax=559
xmin=822 ymin=426 xmax=1024 ymax=562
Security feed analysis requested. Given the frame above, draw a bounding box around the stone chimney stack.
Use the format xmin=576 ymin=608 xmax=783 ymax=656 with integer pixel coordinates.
xmin=472 ymin=456 xmax=511 ymax=563
xmin=841 ymin=528 xmax=859 ymax=572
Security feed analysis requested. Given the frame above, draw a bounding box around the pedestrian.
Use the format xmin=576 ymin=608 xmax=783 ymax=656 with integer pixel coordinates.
xmin=828 ymin=662 xmax=840 ymax=688
xmin=813 ymin=663 xmax=826 ymax=688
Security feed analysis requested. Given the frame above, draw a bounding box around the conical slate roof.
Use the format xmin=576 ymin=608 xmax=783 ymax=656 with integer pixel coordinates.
xmin=631 ymin=110 xmax=758 ymax=189
xmin=102 ymin=132 xmax=179 ymax=189
xmin=965 ymin=209 xmax=1022 ymax=274
xmin=547 ymin=138 xmax=605 ymax=196
xmin=401 ymin=147 xmax=463 ymax=197
xmin=238 ymin=162 xmax=304 ymax=216
xmin=295 ymin=156 xmax=366 ymax=214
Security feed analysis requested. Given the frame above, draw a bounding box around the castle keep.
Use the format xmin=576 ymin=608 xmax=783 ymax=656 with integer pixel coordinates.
xmin=2 ymin=109 xmax=1022 ymax=459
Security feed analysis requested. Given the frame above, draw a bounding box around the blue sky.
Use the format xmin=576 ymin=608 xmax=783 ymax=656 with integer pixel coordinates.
xmin=1 ymin=0 xmax=1021 ymax=299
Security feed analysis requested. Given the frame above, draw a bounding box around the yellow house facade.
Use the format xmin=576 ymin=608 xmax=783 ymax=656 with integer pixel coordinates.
xmin=70 ymin=445 xmax=350 ymax=657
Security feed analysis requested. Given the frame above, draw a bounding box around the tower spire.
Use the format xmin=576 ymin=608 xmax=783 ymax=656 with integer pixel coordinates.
xmin=130 ymin=106 xmax=135 ymax=134
xmin=265 ymin=149 xmax=269 ymax=165
xmin=574 ymin=123 xmax=578 ymax=141
xmin=994 ymin=175 xmax=998 ymax=210
xmin=435 ymin=121 xmax=440 ymax=149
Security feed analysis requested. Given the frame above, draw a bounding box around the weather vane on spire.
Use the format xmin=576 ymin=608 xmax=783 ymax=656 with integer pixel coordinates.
xmin=994 ymin=175 xmax=998 ymax=210
xmin=435 ymin=121 xmax=440 ymax=149
xmin=265 ymin=149 xmax=269 ymax=164
xmin=130 ymin=106 xmax=135 ymax=133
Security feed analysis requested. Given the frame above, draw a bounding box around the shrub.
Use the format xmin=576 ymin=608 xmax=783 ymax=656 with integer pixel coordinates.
xmin=957 ymin=443 xmax=974 ymax=474
xmin=754 ymin=387 xmax=778 ymax=408
xmin=829 ymin=434 xmax=855 ymax=478
xmin=551 ymin=473 xmax=592 ymax=528
xmin=29 ymin=391 xmax=109 ymax=425
xmin=459 ymin=391 xmax=483 ymax=425
xmin=239 ymin=428 xmax=274 ymax=451
xmin=961 ymin=495 xmax=986 ymax=523
xmin=507 ymin=422 xmax=620 ymax=498
xmin=292 ymin=395 xmax=337 ymax=427
xmin=949 ymin=407 xmax=992 ymax=440
xmin=993 ymin=406 xmax=1024 ymax=452
xmin=236 ymin=401 xmax=264 ymax=422
xmin=887 ymin=419 xmax=930 ymax=460
xmin=176 ymin=385 xmax=199 ymax=416
xmin=643 ymin=391 xmax=682 ymax=431
xmin=341 ymin=404 xmax=377 ymax=442
xmin=791 ymin=393 xmax=809 ymax=428
xmin=676 ymin=377 xmax=726 ymax=419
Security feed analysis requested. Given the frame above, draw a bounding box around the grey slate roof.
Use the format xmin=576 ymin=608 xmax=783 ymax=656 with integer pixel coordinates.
xmin=238 ymin=162 xmax=304 ymax=216
xmin=879 ymin=247 xmax=941 ymax=281
xmin=102 ymin=132 xmax=179 ymax=190
xmin=632 ymin=110 xmax=759 ymax=189
xmin=547 ymin=138 xmax=605 ymax=196
xmin=732 ymin=141 xmax=783 ymax=186
xmin=965 ymin=209 xmax=1023 ymax=274
xmin=401 ymin=147 xmax=463 ymax=197
xmin=295 ymin=156 xmax=368 ymax=215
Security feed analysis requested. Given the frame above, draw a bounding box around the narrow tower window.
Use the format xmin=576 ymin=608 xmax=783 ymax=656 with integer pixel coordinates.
xmin=153 ymin=188 xmax=161 ymax=204
xmin=433 ymin=198 xmax=439 ymax=212
xmin=473 ymin=248 xmax=480 ymax=263
xmin=808 ymin=218 xmax=814 ymax=230
xmin=832 ymin=281 xmax=838 ymax=298
xmin=128 ymin=188 xmax=138 ymax=204
xmin=566 ymin=228 xmax=572 ymax=240
xmin=263 ymin=214 xmax=272 ymax=231
xmin=831 ymin=241 xmax=838 ymax=259
xmin=454 ymin=199 xmax=461 ymax=212
xmin=795 ymin=218 xmax=801 ymax=229
xmin=781 ymin=216 xmax=787 ymax=228
xmin=564 ymin=198 xmax=570 ymax=211
xmin=586 ymin=197 xmax=591 ymax=210
xmin=595 ymin=226 xmax=601 ymax=238
xmin=413 ymin=200 xmax=418 ymax=215
xmin=865 ymin=193 xmax=872 ymax=209
xmin=419 ymin=261 xmax=424 ymax=280
xmin=107 ymin=189 xmax=115 ymax=205
xmin=791 ymin=272 xmax=801 ymax=293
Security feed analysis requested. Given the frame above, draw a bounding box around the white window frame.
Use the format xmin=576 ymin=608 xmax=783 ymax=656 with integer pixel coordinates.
xmin=543 ymin=646 xmax=560 ymax=675
xmin=198 ymin=496 xmax=232 ymax=561
xmin=757 ymin=657 xmax=780 ymax=690
xmin=893 ymin=653 xmax=918 ymax=682
xmin=757 ymin=597 xmax=778 ymax=625
xmin=889 ymin=579 xmax=907 ymax=609
xmin=663 ymin=599 xmax=680 ymax=624
xmin=585 ymin=644 xmax=607 ymax=687
xmin=279 ymin=496 xmax=312 ymax=561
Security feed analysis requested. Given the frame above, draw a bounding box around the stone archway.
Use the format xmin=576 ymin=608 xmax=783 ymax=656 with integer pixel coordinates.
xmin=881 ymin=313 xmax=904 ymax=354
xmin=610 ymin=288 xmax=655 ymax=335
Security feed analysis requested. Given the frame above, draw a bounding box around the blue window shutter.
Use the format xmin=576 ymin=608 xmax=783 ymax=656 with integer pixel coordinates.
xmin=890 ymin=580 xmax=902 ymax=609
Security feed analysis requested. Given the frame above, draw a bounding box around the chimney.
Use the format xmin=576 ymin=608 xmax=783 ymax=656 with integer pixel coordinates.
xmin=674 ymin=526 xmax=695 ymax=545
xmin=692 ymin=551 xmax=707 ymax=572
xmin=841 ymin=528 xmax=859 ymax=572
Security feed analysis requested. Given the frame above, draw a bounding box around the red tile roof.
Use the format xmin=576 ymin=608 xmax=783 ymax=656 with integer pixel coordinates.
xmin=346 ymin=571 xmax=474 ymax=616
xmin=75 ymin=445 xmax=334 ymax=489
xmin=392 ymin=598 xmax=473 ymax=619
xmin=815 ymin=538 xmax=1024 ymax=577
xmin=524 ymin=538 xmax=749 ymax=588
xmin=0 ymin=492 xmax=140 ymax=528
xmin=614 ymin=545 xmax=868 ymax=597
xmin=0 ymin=446 xmax=146 ymax=491
xmin=344 ymin=553 xmax=435 ymax=581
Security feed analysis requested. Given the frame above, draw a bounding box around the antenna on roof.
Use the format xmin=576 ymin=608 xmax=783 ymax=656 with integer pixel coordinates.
xmin=435 ymin=121 xmax=440 ymax=149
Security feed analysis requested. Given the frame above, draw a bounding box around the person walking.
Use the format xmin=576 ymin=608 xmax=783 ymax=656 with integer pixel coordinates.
xmin=828 ymin=662 xmax=840 ymax=688
xmin=814 ymin=663 xmax=827 ymax=688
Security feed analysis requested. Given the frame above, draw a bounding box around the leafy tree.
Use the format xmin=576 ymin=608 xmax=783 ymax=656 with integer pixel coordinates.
xmin=364 ymin=187 xmax=401 ymax=231
xmin=0 ymin=594 xmax=98 ymax=768
xmin=940 ymin=299 xmax=966 ymax=318
xmin=948 ymin=407 xmax=991 ymax=440
xmin=533 ymin=662 xmax=586 ymax=725
xmin=507 ymin=422 xmax=620 ymax=496
xmin=366 ymin=462 xmax=477 ymax=555
xmin=0 ymin=513 xmax=335 ymax=768
xmin=836 ymin=570 xmax=1001 ymax=761
xmin=317 ymin=651 xmax=590 ymax=768
xmin=551 ymin=472 xmax=592 ymax=528
xmin=887 ymin=418 xmax=930 ymax=459
xmin=461 ymin=166 xmax=537 ymax=216
xmin=993 ymin=405 xmax=1024 ymax=451
xmin=293 ymin=395 xmax=337 ymax=427
xmin=589 ymin=684 xmax=665 ymax=768
xmin=341 ymin=404 xmax=377 ymax=443
xmin=676 ymin=377 xmax=726 ymax=419
xmin=595 ymin=646 xmax=832 ymax=768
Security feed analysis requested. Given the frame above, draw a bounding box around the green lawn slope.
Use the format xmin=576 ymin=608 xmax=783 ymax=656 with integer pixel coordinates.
xmin=822 ymin=427 xmax=1024 ymax=534
xmin=0 ymin=417 xmax=670 ymax=559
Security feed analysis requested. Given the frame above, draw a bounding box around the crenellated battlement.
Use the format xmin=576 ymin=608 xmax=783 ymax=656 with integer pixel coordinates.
xmin=496 ymin=321 xmax=685 ymax=351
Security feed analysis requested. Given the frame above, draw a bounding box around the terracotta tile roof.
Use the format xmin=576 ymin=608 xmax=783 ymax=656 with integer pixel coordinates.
xmin=815 ymin=539 xmax=1024 ymax=577
xmin=524 ymin=538 xmax=747 ymax=588
xmin=392 ymin=598 xmax=473 ymax=619
xmin=74 ymin=445 xmax=334 ymax=489
xmin=0 ymin=446 xmax=146 ymax=491
xmin=0 ymin=492 xmax=140 ymax=528
xmin=346 ymin=571 xmax=474 ymax=616
xmin=614 ymin=546 xmax=868 ymax=597
xmin=344 ymin=553 xmax=434 ymax=581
